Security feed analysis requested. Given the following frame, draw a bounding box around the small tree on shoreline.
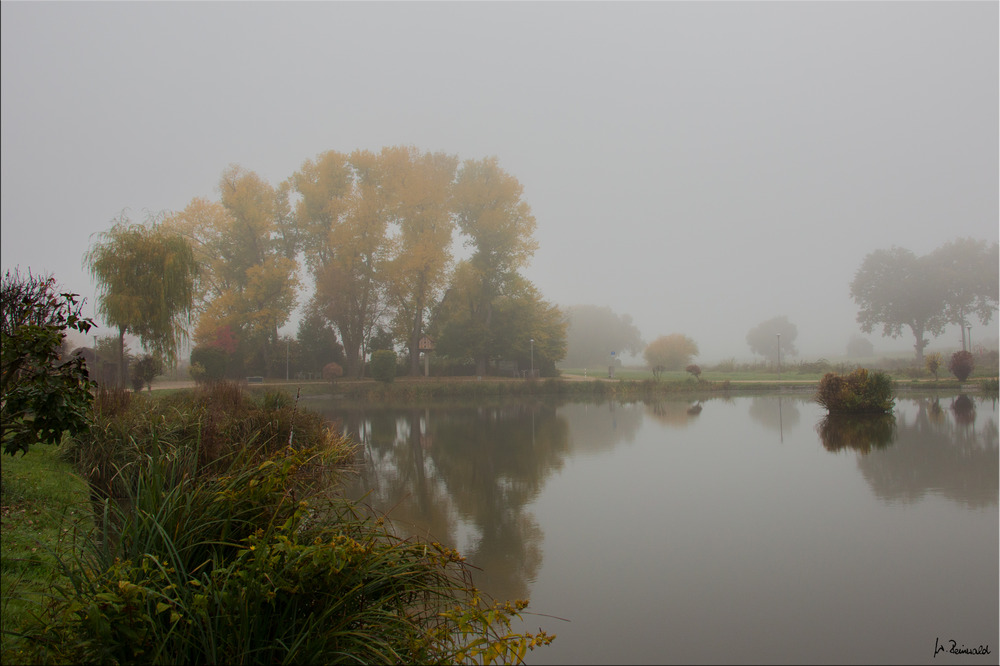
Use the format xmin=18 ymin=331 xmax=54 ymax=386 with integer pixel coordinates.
xmin=948 ymin=351 xmax=974 ymax=381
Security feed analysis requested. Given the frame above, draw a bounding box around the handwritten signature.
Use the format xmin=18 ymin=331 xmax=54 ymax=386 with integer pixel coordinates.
xmin=934 ymin=638 xmax=991 ymax=657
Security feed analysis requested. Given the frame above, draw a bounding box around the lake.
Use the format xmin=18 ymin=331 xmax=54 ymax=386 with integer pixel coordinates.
xmin=306 ymin=390 xmax=999 ymax=665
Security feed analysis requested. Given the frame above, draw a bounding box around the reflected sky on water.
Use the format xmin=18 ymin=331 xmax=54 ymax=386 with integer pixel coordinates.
xmin=307 ymin=392 xmax=998 ymax=665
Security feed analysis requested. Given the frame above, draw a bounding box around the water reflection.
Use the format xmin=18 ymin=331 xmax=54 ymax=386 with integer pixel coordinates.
xmin=558 ymin=400 xmax=642 ymax=455
xmin=326 ymin=400 xmax=570 ymax=602
xmin=856 ymin=395 xmax=999 ymax=508
xmin=816 ymin=413 xmax=896 ymax=453
xmin=644 ymin=398 xmax=705 ymax=427
xmin=748 ymin=394 xmax=802 ymax=433
xmin=307 ymin=391 xmax=998 ymax=662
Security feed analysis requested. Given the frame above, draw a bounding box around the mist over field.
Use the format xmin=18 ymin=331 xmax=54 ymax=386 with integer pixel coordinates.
xmin=2 ymin=1 xmax=997 ymax=366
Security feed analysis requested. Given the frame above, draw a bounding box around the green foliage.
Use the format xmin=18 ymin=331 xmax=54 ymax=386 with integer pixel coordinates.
xmin=1 ymin=443 xmax=91 ymax=662
xmin=84 ymin=212 xmax=198 ymax=368
xmin=189 ymin=345 xmax=228 ymax=384
xmin=297 ymin=309 xmax=345 ymax=373
xmin=948 ymin=350 xmax=974 ymax=381
xmin=371 ymin=349 xmax=397 ymax=383
xmin=924 ymin=352 xmax=943 ymax=380
xmin=131 ymin=354 xmax=163 ymax=392
xmin=815 ymin=368 xmax=895 ymax=414
xmin=1 ymin=270 xmax=96 ymax=456
xmin=436 ymin=158 xmax=539 ymax=376
xmin=429 ymin=276 xmax=570 ymax=377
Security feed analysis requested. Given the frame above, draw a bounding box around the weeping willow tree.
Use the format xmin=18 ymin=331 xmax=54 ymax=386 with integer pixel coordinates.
xmin=84 ymin=212 xmax=198 ymax=386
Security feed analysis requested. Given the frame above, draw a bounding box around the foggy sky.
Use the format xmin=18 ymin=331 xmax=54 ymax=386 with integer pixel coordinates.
xmin=2 ymin=1 xmax=997 ymax=363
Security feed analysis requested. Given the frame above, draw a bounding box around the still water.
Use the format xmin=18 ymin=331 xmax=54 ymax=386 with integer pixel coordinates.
xmin=306 ymin=391 xmax=999 ymax=665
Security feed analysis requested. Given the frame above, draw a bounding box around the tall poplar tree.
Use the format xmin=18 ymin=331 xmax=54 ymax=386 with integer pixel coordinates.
xmin=292 ymin=149 xmax=394 ymax=378
xmin=440 ymin=157 xmax=539 ymax=376
xmin=165 ymin=166 xmax=300 ymax=376
xmin=381 ymin=146 xmax=458 ymax=375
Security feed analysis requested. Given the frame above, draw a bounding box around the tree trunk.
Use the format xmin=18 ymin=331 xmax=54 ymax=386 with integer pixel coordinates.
xmin=911 ymin=324 xmax=928 ymax=365
xmin=408 ymin=312 xmax=422 ymax=377
xmin=118 ymin=326 xmax=127 ymax=389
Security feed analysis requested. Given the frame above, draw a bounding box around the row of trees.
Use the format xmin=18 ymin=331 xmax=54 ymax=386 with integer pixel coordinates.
xmin=613 ymin=235 xmax=996 ymax=376
xmin=84 ymin=147 xmax=568 ymax=380
xmin=81 ymin=156 xmax=995 ymax=381
xmin=850 ymin=238 xmax=998 ymax=364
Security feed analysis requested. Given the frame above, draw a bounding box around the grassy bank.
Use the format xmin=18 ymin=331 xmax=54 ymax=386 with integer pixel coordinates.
xmin=0 ymin=442 xmax=92 ymax=662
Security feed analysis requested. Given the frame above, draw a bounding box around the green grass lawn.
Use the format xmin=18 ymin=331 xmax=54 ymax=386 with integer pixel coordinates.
xmin=1 ymin=443 xmax=92 ymax=662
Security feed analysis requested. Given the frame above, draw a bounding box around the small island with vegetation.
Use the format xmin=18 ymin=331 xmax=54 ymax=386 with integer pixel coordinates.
xmin=814 ymin=368 xmax=895 ymax=414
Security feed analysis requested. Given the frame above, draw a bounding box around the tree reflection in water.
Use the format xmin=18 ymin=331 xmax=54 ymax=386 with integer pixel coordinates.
xmin=318 ymin=392 xmax=997 ymax=626
xmin=817 ymin=413 xmax=896 ymax=453
xmin=840 ymin=395 xmax=1000 ymax=508
xmin=950 ymin=393 xmax=976 ymax=426
xmin=332 ymin=400 xmax=571 ymax=604
xmin=644 ymin=399 xmax=703 ymax=428
xmin=748 ymin=394 xmax=804 ymax=432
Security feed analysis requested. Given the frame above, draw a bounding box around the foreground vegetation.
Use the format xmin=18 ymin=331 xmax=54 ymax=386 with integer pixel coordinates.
xmin=1 ymin=444 xmax=91 ymax=654
xmin=1 ymin=385 xmax=553 ymax=665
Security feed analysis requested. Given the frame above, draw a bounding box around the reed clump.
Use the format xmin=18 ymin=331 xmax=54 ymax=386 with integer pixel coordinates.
xmin=15 ymin=382 xmax=553 ymax=665
xmin=815 ymin=368 xmax=895 ymax=414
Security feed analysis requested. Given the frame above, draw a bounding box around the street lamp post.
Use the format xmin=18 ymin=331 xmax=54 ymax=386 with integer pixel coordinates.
xmin=776 ymin=333 xmax=781 ymax=380
xmin=286 ymin=339 xmax=289 ymax=381
xmin=530 ymin=338 xmax=534 ymax=378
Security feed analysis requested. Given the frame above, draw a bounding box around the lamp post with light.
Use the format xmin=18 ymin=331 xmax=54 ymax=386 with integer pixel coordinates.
xmin=530 ymin=338 xmax=534 ymax=378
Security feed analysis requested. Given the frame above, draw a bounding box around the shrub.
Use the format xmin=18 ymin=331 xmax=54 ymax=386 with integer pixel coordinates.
xmin=685 ymin=364 xmax=702 ymax=380
xmin=370 ymin=350 xmax=397 ymax=383
xmin=948 ymin=350 xmax=974 ymax=381
xmin=61 ymin=382 xmax=341 ymax=501
xmin=328 ymin=363 xmax=345 ymax=381
xmin=1 ymin=269 xmax=95 ymax=456
xmin=131 ymin=354 xmax=163 ymax=391
xmin=815 ymin=368 xmax=894 ymax=414
xmin=924 ymin=352 xmax=943 ymax=380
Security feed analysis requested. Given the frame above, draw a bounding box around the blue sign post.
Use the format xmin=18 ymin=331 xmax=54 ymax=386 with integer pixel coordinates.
xmin=609 ymin=351 xmax=616 ymax=379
